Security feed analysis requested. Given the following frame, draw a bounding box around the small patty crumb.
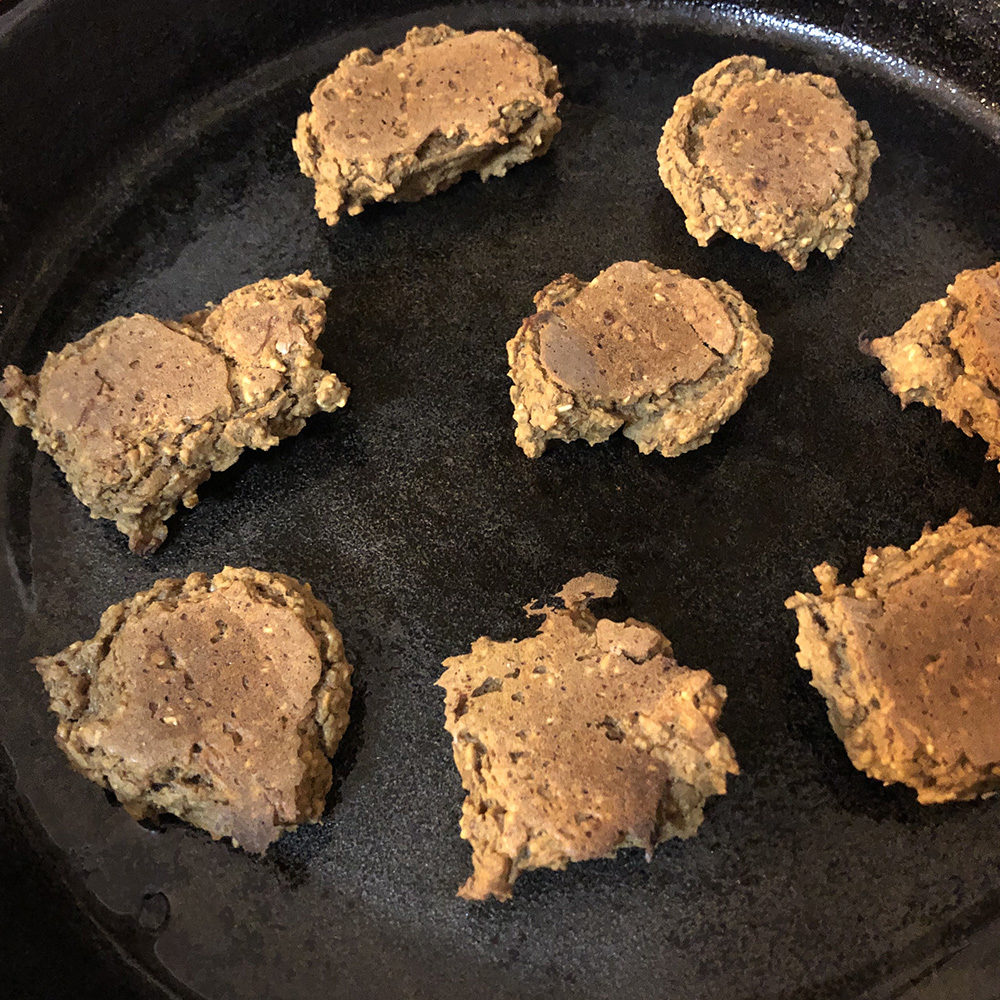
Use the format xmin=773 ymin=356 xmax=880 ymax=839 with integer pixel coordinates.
xmin=507 ymin=260 xmax=772 ymax=458
xmin=438 ymin=574 xmax=738 ymax=901
xmin=785 ymin=512 xmax=1000 ymax=804
xmin=34 ymin=567 xmax=353 ymax=851
xmin=293 ymin=24 xmax=562 ymax=226
xmin=1 ymin=272 xmax=349 ymax=554
xmin=866 ymin=261 xmax=1000 ymax=466
xmin=657 ymin=55 xmax=879 ymax=270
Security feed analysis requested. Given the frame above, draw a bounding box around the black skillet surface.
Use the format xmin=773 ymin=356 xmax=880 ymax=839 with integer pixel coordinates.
xmin=2 ymin=1 xmax=1000 ymax=998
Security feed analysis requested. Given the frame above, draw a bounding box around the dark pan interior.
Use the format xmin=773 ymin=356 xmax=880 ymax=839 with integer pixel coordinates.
xmin=2 ymin=2 xmax=1000 ymax=998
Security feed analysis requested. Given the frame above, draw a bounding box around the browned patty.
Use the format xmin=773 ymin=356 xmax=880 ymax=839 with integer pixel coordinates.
xmin=866 ymin=261 xmax=1000 ymax=467
xmin=294 ymin=24 xmax=562 ymax=226
xmin=786 ymin=512 xmax=1000 ymax=803
xmin=507 ymin=260 xmax=771 ymax=458
xmin=438 ymin=574 xmax=738 ymax=901
xmin=1 ymin=272 xmax=348 ymax=553
xmin=34 ymin=567 xmax=353 ymax=852
xmin=657 ymin=55 xmax=878 ymax=270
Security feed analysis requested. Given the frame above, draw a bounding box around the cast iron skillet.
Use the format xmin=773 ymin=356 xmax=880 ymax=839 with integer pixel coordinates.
xmin=2 ymin=1 xmax=999 ymax=997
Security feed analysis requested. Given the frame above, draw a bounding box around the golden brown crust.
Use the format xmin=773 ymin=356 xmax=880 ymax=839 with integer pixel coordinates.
xmin=657 ymin=55 xmax=879 ymax=270
xmin=0 ymin=272 xmax=349 ymax=553
xmin=507 ymin=260 xmax=772 ymax=458
xmin=866 ymin=261 xmax=1000 ymax=463
xmin=438 ymin=575 xmax=738 ymax=901
xmin=293 ymin=24 xmax=562 ymax=225
xmin=785 ymin=512 xmax=1000 ymax=803
xmin=34 ymin=567 xmax=353 ymax=852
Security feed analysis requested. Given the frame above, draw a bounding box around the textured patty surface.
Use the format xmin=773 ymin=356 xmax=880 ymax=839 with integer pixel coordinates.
xmin=34 ymin=567 xmax=353 ymax=852
xmin=866 ymin=261 xmax=1000 ymax=467
xmin=294 ymin=24 xmax=562 ymax=226
xmin=657 ymin=55 xmax=878 ymax=269
xmin=1 ymin=272 xmax=348 ymax=553
xmin=786 ymin=512 xmax=1000 ymax=804
xmin=507 ymin=260 xmax=771 ymax=458
xmin=438 ymin=574 xmax=738 ymax=901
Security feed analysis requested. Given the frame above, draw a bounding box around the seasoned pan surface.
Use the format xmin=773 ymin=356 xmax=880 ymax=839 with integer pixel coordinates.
xmin=2 ymin=2 xmax=1000 ymax=998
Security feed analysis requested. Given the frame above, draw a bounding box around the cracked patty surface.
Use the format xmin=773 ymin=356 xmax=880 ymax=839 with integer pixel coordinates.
xmin=866 ymin=261 xmax=1000 ymax=466
xmin=507 ymin=260 xmax=772 ymax=458
xmin=293 ymin=24 xmax=562 ymax=226
xmin=1 ymin=272 xmax=349 ymax=553
xmin=438 ymin=574 xmax=738 ymax=901
xmin=34 ymin=567 xmax=353 ymax=852
xmin=785 ymin=512 xmax=1000 ymax=804
xmin=657 ymin=55 xmax=879 ymax=270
